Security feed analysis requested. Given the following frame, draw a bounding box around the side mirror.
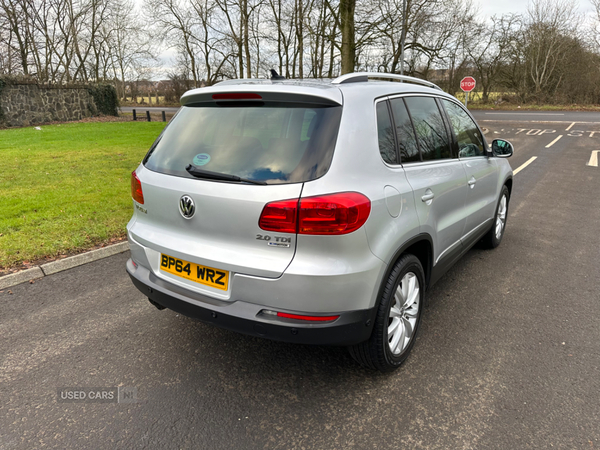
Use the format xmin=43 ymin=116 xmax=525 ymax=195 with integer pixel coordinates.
xmin=492 ymin=139 xmax=514 ymax=158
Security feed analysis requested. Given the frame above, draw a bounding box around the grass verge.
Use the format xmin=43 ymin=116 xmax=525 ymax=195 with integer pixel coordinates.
xmin=0 ymin=121 xmax=166 ymax=272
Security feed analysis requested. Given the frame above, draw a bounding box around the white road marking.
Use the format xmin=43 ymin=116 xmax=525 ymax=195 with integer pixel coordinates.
xmin=513 ymin=157 xmax=538 ymax=175
xmin=479 ymin=120 xmax=600 ymax=125
xmin=545 ymin=135 xmax=563 ymax=148
xmin=526 ymin=129 xmax=542 ymax=135
xmin=566 ymin=122 xmax=576 ymax=131
xmin=587 ymin=151 xmax=599 ymax=167
xmin=484 ymin=113 xmax=565 ymax=116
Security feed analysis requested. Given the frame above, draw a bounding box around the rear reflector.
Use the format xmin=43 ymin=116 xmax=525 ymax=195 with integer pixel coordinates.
xmin=212 ymin=93 xmax=262 ymax=100
xmin=259 ymin=192 xmax=370 ymax=235
xmin=276 ymin=312 xmax=340 ymax=322
xmin=131 ymin=170 xmax=144 ymax=204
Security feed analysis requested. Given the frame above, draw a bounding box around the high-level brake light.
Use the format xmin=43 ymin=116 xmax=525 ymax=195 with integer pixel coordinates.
xmin=212 ymin=93 xmax=263 ymax=100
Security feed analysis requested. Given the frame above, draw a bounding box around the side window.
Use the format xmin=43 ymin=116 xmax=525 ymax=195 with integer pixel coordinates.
xmin=376 ymin=101 xmax=398 ymax=164
xmin=442 ymin=100 xmax=485 ymax=157
xmin=404 ymin=97 xmax=452 ymax=161
xmin=390 ymin=98 xmax=420 ymax=163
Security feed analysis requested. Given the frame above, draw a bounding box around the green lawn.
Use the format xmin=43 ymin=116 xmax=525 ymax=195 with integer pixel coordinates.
xmin=0 ymin=121 xmax=166 ymax=270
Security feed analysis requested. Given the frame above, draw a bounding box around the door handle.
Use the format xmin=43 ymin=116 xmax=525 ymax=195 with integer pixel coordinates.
xmin=421 ymin=192 xmax=435 ymax=203
xmin=468 ymin=176 xmax=476 ymax=188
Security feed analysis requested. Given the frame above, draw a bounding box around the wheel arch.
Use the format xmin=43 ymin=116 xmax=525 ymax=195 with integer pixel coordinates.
xmin=380 ymin=234 xmax=433 ymax=296
xmin=504 ymin=176 xmax=513 ymax=198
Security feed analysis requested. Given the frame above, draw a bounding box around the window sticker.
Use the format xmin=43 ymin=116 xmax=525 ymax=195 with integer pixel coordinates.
xmin=193 ymin=153 xmax=211 ymax=166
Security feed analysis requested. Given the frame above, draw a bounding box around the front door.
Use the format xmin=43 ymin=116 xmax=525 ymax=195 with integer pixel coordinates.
xmin=441 ymin=99 xmax=499 ymax=241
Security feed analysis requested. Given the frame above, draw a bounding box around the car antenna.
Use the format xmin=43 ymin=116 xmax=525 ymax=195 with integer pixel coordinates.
xmin=270 ymin=69 xmax=286 ymax=80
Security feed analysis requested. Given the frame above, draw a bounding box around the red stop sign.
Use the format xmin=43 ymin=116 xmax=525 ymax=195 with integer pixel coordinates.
xmin=460 ymin=77 xmax=476 ymax=92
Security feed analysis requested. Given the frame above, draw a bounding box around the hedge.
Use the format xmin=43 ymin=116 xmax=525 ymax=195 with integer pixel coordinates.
xmin=87 ymin=84 xmax=119 ymax=116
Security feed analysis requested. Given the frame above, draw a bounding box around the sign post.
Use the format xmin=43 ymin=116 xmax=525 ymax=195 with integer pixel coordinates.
xmin=460 ymin=76 xmax=476 ymax=108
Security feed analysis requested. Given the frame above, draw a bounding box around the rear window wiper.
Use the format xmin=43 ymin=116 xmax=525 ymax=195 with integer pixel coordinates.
xmin=185 ymin=164 xmax=267 ymax=185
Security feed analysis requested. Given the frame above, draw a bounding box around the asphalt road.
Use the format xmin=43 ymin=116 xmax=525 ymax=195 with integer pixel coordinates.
xmin=472 ymin=110 xmax=600 ymax=123
xmin=2 ymin=112 xmax=600 ymax=449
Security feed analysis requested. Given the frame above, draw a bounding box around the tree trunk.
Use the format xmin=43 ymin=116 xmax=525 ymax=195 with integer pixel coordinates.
xmin=339 ymin=0 xmax=355 ymax=74
xmin=328 ymin=22 xmax=336 ymax=77
xmin=297 ymin=0 xmax=303 ymax=78
xmin=399 ymin=0 xmax=408 ymax=75
xmin=243 ymin=0 xmax=251 ymax=78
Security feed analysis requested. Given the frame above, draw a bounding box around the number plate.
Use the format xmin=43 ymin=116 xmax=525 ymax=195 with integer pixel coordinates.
xmin=160 ymin=254 xmax=229 ymax=291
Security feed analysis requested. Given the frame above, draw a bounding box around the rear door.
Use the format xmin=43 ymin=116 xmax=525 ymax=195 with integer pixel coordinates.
xmin=129 ymin=96 xmax=343 ymax=289
xmin=390 ymin=96 xmax=469 ymax=265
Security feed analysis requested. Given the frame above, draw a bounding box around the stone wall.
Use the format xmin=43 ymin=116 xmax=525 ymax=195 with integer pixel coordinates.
xmin=0 ymin=83 xmax=98 ymax=127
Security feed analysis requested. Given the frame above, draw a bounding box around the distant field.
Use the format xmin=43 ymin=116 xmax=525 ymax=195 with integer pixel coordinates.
xmin=0 ymin=121 xmax=166 ymax=271
xmin=454 ymin=91 xmax=503 ymax=103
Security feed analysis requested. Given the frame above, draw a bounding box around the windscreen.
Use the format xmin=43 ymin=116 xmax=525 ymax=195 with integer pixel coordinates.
xmin=144 ymin=102 xmax=342 ymax=184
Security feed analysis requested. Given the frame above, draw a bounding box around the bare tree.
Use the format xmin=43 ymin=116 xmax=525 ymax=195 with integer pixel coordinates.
xmin=306 ymin=0 xmax=336 ymax=77
xmin=524 ymin=0 xmax=579 ymax=98
xmin=466 ymin=15 xmax=517 ymax=102
xmin=3 ymin=0 xmax=600 ymax=109
xmin=104 ymin=0 xmax=155 ymax=98
xmin=191 ymin=0 xmax=233 ymax=84
xmin=0 ymin=0 xmax=31 ymax=74
xmin=145 ymin=0 xmax=203 ymax=86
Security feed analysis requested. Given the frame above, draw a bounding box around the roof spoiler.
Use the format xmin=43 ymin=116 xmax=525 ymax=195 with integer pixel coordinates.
xmin=180 ymin=84 xmax=342 ymax=107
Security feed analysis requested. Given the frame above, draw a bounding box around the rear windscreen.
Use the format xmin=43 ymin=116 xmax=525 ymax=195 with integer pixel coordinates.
xmin=143 ymin=102 xmax=342 ymax=184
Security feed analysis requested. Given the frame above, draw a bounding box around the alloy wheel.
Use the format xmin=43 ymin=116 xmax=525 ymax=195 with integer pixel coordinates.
xmin=388 ymin=272 xmax=420 ymax=355
xmin=495 ymin=194 xmax=507 ymax=240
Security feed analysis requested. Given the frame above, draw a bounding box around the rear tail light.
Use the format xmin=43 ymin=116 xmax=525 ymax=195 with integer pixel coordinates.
xmin=131 ymin=170 xmax=144 ymax=204
xmin=258 ymin=199 xmax=298 ymax=233
xmin=299 ymin=192 xmax=371 ymax=235
xmin=259 ymin=192 xmax=370 ymax=235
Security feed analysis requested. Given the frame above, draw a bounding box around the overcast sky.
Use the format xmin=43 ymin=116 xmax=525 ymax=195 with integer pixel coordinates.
xmin=474 ymin=0 xmax=595 ymax=18
xmin=474 ymin=0 xmax=531 ymax=17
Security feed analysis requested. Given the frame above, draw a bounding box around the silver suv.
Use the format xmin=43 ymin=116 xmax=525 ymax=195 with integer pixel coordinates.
xmin=126 ymin=72 xmax=513 ymax=371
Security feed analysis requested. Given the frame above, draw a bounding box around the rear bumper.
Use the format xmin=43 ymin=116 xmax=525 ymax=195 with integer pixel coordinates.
xmin=127 ymin=259 xmax=375 ymax=346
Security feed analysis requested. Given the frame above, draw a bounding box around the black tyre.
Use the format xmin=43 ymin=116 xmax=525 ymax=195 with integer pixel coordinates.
xmin=481 ymin=185 xmax=510 ymax=249
xmin=349 ymin=254 xmax=425 ymax=372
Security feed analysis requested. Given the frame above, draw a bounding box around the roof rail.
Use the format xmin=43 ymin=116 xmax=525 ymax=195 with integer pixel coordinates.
xmin=331 ymin=72 xmax=443 ymax=91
